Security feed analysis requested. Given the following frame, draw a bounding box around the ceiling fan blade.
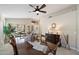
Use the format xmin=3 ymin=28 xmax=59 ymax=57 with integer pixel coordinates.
xmin=39 ymin=4 xmax=46 ymax=9
xmin=39 ymin=10 xmax=47 ymax=13
xmin=29 ymin=4 xmax=35 ymax=9
xmin=28 ymin=10 xmax=36 ymax=13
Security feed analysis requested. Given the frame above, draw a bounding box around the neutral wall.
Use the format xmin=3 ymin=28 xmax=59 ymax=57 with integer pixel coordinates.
xmin=40 ymin=5 xmax=77 ymax=50
xmin=0 ymin=15 xmax=5 ymax=47
xmin=77 ymin=5 xmax=79 ymax=51
xmin=5 ymin=18 xmax=34 ymax=25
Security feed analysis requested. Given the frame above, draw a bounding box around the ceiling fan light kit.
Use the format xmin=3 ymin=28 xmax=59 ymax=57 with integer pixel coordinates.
xmin=29 ymin=4 xmax=47 ymax=15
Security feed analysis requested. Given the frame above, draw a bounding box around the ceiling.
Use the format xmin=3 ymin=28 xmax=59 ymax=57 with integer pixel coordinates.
xmin=0 ymin=4 xmax=72 ymax=19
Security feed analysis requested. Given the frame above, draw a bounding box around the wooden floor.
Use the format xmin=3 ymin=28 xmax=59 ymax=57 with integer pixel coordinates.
xmin=16 ymin=41 xmax=45 ymax=55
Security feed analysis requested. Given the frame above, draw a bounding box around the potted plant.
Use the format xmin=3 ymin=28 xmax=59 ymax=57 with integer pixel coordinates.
xmin=3 ymin=24 xmax=18 ymax=55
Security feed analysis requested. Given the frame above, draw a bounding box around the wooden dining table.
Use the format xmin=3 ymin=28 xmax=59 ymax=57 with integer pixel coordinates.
xmin=16 ymin=41 xmax=46 ymax=55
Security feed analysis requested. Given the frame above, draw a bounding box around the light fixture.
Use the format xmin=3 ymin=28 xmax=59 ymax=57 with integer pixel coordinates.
xmin=36 ymin=11 xmax=39 ymax=13
xmin=52 ymin=23 xmax=56 ymax=28
xmin=36 ymin=11 xmax=39 ymax=15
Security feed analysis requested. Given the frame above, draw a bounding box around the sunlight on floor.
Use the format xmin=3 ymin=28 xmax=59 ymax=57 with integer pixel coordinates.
xmin=56 ymin=47 xmax=79 ymax=55
xmin=15 ymin=37 xmax=25 ymax=44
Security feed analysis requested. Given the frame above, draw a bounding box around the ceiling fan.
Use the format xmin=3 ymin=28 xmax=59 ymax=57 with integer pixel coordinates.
xmin=29 ymin=4 xmax=47 ymax=15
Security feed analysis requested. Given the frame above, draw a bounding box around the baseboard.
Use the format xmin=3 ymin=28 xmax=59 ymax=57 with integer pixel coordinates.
xmin=70 ymin=47 xmax=79 ymax=52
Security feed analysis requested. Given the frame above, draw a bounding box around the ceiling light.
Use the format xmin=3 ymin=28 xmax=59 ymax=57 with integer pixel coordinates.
xmin=36 ymin=11 xmax=39 ymax=13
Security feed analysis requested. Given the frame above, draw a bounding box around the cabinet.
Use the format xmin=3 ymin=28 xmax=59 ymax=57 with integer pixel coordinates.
xmin=45 ymin=33 xmax=60 ymax=44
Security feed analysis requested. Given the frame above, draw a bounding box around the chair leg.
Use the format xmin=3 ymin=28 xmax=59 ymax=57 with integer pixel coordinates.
xmin=13 ymin=45 xmax=18 ymax=55
xmin=53 ymin=50 xmax=56 ymax=55
xmin=10 ymin=43 xmax=18 ymax=55
xmin=10 ymin=38 xmax=18 ymax=55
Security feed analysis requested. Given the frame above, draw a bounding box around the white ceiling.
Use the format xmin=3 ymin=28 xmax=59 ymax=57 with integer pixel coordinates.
xmin=0 ymin=4 xmax=72 ymax=18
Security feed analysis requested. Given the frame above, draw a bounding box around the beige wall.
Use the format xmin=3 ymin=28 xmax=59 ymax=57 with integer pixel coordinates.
xmin=77 ymin=5 xmax=79 ymax=51
xmin=5 ymin=18 xmax=33 ymax=24
xmin=40 ymin=5 xmax=78 ymax=50
xmin=0 ymin=15 xmax=5 ymax=47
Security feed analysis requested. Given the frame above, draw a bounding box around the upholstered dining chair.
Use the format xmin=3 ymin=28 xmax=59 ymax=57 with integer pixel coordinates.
xmin=46 ymin=42 xmax=59 ymax=55
xmin=9 ymin=36 xmax=18 ymax=55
